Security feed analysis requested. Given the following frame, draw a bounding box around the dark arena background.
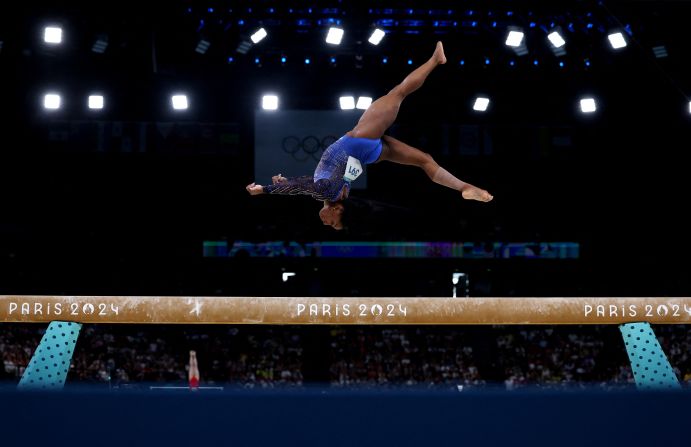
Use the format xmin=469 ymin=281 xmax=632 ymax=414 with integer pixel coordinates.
xmin=1 ymin=1 xmax=691 ymax=445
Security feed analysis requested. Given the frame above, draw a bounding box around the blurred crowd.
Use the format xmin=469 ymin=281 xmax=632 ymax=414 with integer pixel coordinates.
xmin=2 ymin=324 xmax=690 ymax=389
xmin=329 ymin=327 xmax=484 ymax=389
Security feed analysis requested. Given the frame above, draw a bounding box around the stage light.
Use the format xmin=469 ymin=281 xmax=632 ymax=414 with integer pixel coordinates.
xmin=339 ymin=96 xmax=355 ymax=110
xmin=88 ymin=95 xmax=104 ymax=110
xmin=262 ymin=95 xmax=278 ymax=110
xmin=652 ymin=45 xmax=668 ymax=58
xmin=236 ymin=40 xmax=252 ymax=54
xmin=608 ymin=32 xmax=627 ymax=49
xmin=505 ymin=27 xmax=528 ymax=56
xmin=281 ymin=272 xmax=295 ymax=282
xmin=368 ymin=28 xmax=385 ymax=45
xmin=548 ymin=30 xmax=566 ymax=48
xmin=326 ymin=27 xmax=344 ymax=45
xmin=92 ymin=34 xmax=108 ymax=53
xmin=304 ymin=58 xmax=311 ymax=65
xmin=44 ymin=26 xmax=62 ymax=44
xmin=580 ymin=97 xmax=596 ymax=113
xmin=171 ymin=95 xmax=188 ymax=110
xmin=505 ymin=30 xmax=524 ymax=47
xmin=43 ymin=93 xmax=61 ymax=110
xmin=195 ymin=39 xmax=210 ymax=54
xmin=547 ymin=27 xmax=567 ymax=57
xmin=250 ymin=27 xmax=267 ymax=43
xmin=473 ymin=97 xmax=490 ymax=112
xmin=356 ymin=96 xmax=372 ymax=110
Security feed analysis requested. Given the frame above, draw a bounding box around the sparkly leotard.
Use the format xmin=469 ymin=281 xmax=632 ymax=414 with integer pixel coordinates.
xmin=262 ymin=135 xmax=383 ymax=201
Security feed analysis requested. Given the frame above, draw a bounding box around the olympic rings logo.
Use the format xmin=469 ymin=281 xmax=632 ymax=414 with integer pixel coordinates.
xmin=282 ymin=135 xmax=338 ymax=161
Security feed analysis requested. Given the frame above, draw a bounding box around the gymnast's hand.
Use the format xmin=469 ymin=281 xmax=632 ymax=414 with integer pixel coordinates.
xmin=272 ymin=174 xmax=287 ymax=184
xmin=245 ymin=183 xmax=264 ymax=195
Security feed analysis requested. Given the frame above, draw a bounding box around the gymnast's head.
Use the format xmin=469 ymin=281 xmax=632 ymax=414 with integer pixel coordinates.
xmin=319 ymin=201 xmax=345 ymax=230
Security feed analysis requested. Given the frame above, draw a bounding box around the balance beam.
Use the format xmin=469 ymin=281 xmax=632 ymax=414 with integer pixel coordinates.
xmin=1 ymin=296 xmax=690 ymax=325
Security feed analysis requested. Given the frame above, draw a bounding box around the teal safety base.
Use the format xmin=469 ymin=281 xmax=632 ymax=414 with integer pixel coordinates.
xmin=18 ymin=321 xmax=82 ymax=390
xmin=619 ymin=322 xmax=680 ymax=390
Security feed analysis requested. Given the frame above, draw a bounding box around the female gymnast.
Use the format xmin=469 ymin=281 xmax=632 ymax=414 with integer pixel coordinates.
xmin=246 ymin=42 xmax=493 ymax=230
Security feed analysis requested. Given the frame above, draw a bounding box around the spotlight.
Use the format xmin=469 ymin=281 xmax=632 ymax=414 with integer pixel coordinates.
xmin=547 ymin=27 xmax=567 ymax=57
xmin=304 ymin=58 xmax=311 ymax=65
xmin=607 ymin=31 xmax=627 ymax=50
xmin=326 ymin=27 xmax=344 ymax=45
xmin=652 ymin=45 xmax=668 ymax=58
xmin=250 ymin=28 xmax=267 ymax=44
xmin=43 ymin=26 xmax=62 ymax=44
xmin=505 ymin=29 xmax=524 ymax=47
xmin=43 ymin=93 xmax=61 ymax=110
xmin=262 ymin=95 xmax=278 ymax=110
xmin=88 ymin=95 xmax=104 ymax=110
xmin=195 ymin=39 xmax=211 ymax=54
xmin=356 ymin=96 xmax=372 ymax=110
xmin=235 ymin=38 xmax=252 ymax=54
xmin=579 ymin=97 xmax=597 ymax=113
xmin=505 ymin=27 xmax=528 ymax=56
xmin=339 ymin=96 xmax=355 ymax=110
xmin=368 ymin=28 xmax=385 ymax=45
xmin=548 ymin=30 xmax=566 ymax=48
xmin=472 ymin=97 xmax=490 ymax=112
xmin=171 ymin=94 xmax=188 ymax=110
xmin=92 ymin=34 xmax=108 ymax=53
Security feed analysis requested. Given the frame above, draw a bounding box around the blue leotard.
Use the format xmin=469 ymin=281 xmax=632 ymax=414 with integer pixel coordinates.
xmin=263 ymin=135 xmax=383 ymax=201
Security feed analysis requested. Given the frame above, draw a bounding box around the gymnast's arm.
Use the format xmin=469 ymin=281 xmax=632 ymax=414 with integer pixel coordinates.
xmin=246 ymin=176 xmax=333 ymax=201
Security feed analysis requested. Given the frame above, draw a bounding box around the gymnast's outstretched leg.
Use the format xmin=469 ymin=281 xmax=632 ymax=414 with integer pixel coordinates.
xmin=348 ymin=41 xmax=447 ymax=140
xmin=379 ymin=135 xmax=493 ymax=202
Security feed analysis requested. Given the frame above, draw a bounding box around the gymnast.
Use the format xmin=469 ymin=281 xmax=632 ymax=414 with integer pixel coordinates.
xmin=246 ymin=42 xmax=493 ymax=230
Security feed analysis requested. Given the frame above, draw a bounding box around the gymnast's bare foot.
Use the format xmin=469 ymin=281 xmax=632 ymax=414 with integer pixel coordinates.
xmin=434 ymin=41 xmax=447 ymax=65
xmin=461 ymin=185 xmax=493 ymax=202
